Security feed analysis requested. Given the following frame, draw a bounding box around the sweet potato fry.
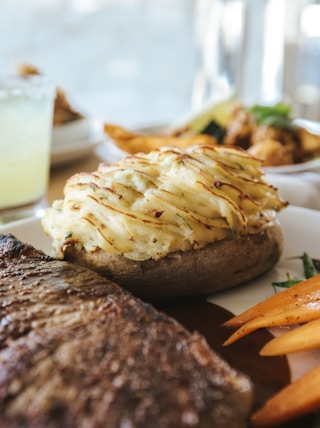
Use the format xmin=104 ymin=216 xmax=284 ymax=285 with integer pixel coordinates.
xmin=260 ymin=319 xmax=320 ymax=356
xmin=251 ymin=365 xmax=320 ymax=427
xmin=104 ymin=123 xmax=217 ymax=154
xmin=223 ymin=273 xmax=320 ymax=328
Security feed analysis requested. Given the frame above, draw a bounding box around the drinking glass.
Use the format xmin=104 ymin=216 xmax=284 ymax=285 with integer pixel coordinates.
xmin=284 ymin=0 xmax=320 ymax=120
xmin=192 ymin=0 xmax=285 ymax=110
xmin=0 ymin=74 xmax=55 ymax=224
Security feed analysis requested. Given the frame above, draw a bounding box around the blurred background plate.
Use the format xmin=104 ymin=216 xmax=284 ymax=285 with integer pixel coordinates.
xmin=51 ymin=137 xmax=102 ymax=167
xmin=51 ymin=117 xmax=104 ymax=167
xmin=264 ymin=158 xmax=320 ymax=174
xmin=52 ymin=117 xmax=91 ymax=147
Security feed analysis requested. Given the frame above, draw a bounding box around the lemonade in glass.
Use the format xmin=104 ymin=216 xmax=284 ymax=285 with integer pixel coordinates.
xmin=0 ymin=75 xmax=54 ymax=223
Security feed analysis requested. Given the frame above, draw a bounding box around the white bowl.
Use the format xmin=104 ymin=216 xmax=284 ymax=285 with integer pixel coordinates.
xmin=52 ymin=117 xmax=91 ymax=147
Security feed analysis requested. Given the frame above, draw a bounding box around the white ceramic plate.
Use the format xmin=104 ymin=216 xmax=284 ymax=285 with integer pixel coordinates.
xmin=264 ymin=158 xmax=320 ymax=174
xmin=51 ymin=118 xmax=104 ymax=167
xmin=0 ymin=205 xmax=318 ymax=312
xmin=1 ymin=205 xmax=319 ymax=382
xmin=52 ymin=117 xmax=91 ymax=147
xmin=209 ymin=205 xmax=320 ymax=315
xmin=51 ymin=137 xmax=102 ymax=167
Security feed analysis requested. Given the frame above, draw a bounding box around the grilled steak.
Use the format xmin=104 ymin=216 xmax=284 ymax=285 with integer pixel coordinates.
xmin=0 ymin=234 xmax=253 ymax=428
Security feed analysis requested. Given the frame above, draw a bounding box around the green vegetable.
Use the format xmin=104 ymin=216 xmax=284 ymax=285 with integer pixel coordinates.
xmin=200 ymin=120 xmax=226 ymax=144
xmin=248 ymin=102 xmax=293 ymax=128
xmin=302 ymin=252 xmax=319 ymax=278
xmin=185 ymin=97 xmax=236 ymax=133
xmin=272 ymin=251 xmax=320 ymax=289
xmin=272 ymin=273 xmax=302 ymax=289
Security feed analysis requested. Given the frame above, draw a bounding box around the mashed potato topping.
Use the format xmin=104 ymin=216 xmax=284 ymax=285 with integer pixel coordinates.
xmin=42 ymin=145 xmax=287 ymax=261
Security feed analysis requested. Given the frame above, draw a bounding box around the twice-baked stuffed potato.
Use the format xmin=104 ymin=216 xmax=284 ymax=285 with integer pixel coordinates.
xmin=42 ymin=145 xmax=287 ymax=299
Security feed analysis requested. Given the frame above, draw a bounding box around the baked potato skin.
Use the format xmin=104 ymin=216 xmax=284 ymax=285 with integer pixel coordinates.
xmin=63 ymin=224 xmax=283 ymax=300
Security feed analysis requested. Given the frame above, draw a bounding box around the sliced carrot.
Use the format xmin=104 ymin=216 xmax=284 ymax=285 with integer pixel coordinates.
xmin=223 ymin=302 xmax=320 ymax=346
xmin=260 ymin=319 xmax=320 ymax=356
xmin=251 ymin=365 xmax=320 ymax=427
xmin=223 ymin=273 xmax=320 ymax=328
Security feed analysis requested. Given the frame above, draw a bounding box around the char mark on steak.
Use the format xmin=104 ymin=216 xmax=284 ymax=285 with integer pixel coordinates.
xmin=0 ymin=234 xmax=253 ymax=428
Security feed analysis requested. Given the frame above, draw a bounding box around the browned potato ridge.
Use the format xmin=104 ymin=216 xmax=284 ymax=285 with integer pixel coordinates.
xmin=63 ymin=223 xmax=283 ymax=300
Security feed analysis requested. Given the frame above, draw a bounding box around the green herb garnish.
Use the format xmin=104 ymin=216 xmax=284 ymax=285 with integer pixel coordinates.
xmin=248 ymin=102 xmax=293 ymax=128
xmin=272 ymin=273 xmax=302 ymax=289
xmin=273 ymin=252 xmax=320 ymax=289
xmin=302 ymin=252 xmax=319 ymax=278
xmin=64 ymin=232 xmax=73 ymax=239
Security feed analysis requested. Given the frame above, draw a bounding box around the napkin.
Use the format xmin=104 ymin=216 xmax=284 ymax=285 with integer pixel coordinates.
xmin=266 ymin=172 xmax=320 ymax=211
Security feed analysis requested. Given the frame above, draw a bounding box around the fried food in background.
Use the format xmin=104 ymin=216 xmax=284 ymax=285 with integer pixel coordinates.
xmin=52 ymin=87 xmax=84 ymax=126
xmin=104 ymin=123 xmax=218 ymax=154
xmin=108 ymin=100 xmax=320 ymax=167
xmin=16 ymin=63 xmax=84 ymax=126
xmin=207 ymin=101 xmax=320 ymax=166
xmin=223 ymin=103 xmax=301 ymax=166
xmin=247 ymin=139 xmax=294 ymax=167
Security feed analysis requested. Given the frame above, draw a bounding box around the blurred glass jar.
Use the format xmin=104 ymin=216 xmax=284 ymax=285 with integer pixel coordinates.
xmin=284 ymin=0 xmax=320 ymax=120
xmin=192 ymin=0 xmax=285 ymax=110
